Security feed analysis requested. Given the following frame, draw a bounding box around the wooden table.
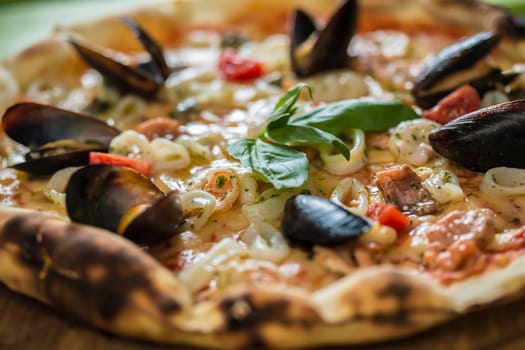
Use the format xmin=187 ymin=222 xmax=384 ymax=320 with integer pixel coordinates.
xmin=1 ymin=283 xmax=525 ymax=350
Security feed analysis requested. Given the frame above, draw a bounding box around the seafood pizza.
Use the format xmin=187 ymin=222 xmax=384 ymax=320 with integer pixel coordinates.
xmin=1 ymin=0 xmax=525 ymax=348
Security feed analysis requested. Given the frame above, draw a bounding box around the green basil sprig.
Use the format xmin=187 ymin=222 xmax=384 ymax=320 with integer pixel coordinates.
xmin=227 ymin=84 xmax=419 ymax=189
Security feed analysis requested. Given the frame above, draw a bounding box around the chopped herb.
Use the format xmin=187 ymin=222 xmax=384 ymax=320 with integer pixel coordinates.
xmin=169 ymin=98 xmax=200 ymax=121
xmin=264 ymin=72 xmax=283 ymax=88
xmin=82 ymin=97 xmax=111 ymax=115
xmin=216 ymin=175 xmax=227 ymax=189
xmin=221 ymin=31 xmax=248 ymax=49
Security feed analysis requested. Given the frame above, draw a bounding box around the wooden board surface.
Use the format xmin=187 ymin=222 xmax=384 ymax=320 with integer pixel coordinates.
xmin=2 ymin=283 xmax=525 ymax=350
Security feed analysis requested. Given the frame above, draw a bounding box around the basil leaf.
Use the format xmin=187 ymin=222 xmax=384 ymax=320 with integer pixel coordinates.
xmin=265 ymin=124 xmax=350 ymax=160
xmin=266 ymin=83 xmax=312 ymax=130
xmin=227 ymin=139 xmax=309 ymax=189
xmin=253 ymin=139 xmax=309 ymax=189
xmin=227 ymin=138 xmax=257 ymax=167
xmin=290 ymin=100 xmax=420 ymax=132
xmin=273 ymin=82 xmax=312 ymax=116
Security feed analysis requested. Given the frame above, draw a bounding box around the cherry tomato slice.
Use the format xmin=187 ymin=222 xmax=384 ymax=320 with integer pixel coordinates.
xmin=218 ymin=49 xmax=264 ymax=81
xmin=423 ymin=84 xmax=480 ymax=125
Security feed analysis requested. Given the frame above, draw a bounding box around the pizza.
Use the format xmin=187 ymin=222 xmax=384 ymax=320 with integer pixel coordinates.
xmin=1 ymin=0 xmax=525 ymax=348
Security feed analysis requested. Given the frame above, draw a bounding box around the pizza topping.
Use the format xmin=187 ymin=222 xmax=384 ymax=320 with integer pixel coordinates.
xmin=202 ymin=169 xmax=241 ymax=213
xmin=108 ymin=130 xmax=153 ymax=160
xmin=217 ymin=49 xmax=264 ymax=81
xmin=134 ymin=117 xmax=180 ymax=141
xmin=388 ymin=119 xmax=439 ymax=166
xmin=43 ymin=166 xmax=80 ymax=208
xmin=281 ymin=194 xmax=371 ymax=245
xmin=423 ymin=85 xmax=481 ymax=125
xmin=319 ymin=129 xmax=367 ymax=175
xmin=66 ymin=164 xmax=184 ymax=245
xmin=424 ymin=210 xmax=495 ymax=248
xmin=220 ymin=31 xmax=249 ymax=49
xmin=411 ymin=32 xmax=511 ymax=109
xmin=69 ymin=17 xmax=170 ymax=97
xmin=429 ymin=99 xmax=525 ymax=172
xmin=330 ymin=177 xmax=369 ymax=216
xmin=149 ymin=138 xmax=191 ymax=172
xmin=418 ymin=167 xmax=465 ymax=204
xmin=241 ymin=222 xmax=290 ymax=263
xmin=480 ymin=167 xmax=525 ymax=197
xmin=414 ymin=210 xmax=495 ymax=272
xmin=229 ymin=83 xmax=419 ymax=189
xmin=376 ymin=164 xmax=441 ymax=215
xmin=367 ymin=203 xmax=409 ymax=232
xmin=289 ymin=0 xmax=357 ymax=77
xmin=177 ymin=237 xmax=248 ymax=293
xmin=1 ymin=102 xmax=119 ymax=174
xmin=88 ymin=152 xmax=152 ymax=176
xmin=178 ymin=190 xmax=216 ymax=231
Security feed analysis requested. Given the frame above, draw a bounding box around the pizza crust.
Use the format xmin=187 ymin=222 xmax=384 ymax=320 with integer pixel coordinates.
xmin=0 ymin=206 xmax=456 ymax=349
xmin=1 ymin=0 xmax=525 ymax=348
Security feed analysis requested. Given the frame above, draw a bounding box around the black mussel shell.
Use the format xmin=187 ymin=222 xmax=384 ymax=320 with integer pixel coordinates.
xmin=412 ymin=32 xmax=502 ymax=109
xmin=496 ymin=12 xmax=525 ymax=39
xmin=2 ymin=102 xmax=120 ymax=174
xmin=124 ymin=191 xmax=183 ymax=244
xmin=66 ymin=164 xmax=183 ymax=245
xmin=120 ymin=16 xmax=170 ymax=80
xmin=2 ymin=102 xmax=119 ymax=148
xmin=281 ymin=194 xmax=370 ymax=245
xmin=429 ymin=99 xmax=525 ymax=172
xmin=290 ymin=0 xmax=357 ymax=77
xmin=69 ymin=17 xmax=169 ymax=97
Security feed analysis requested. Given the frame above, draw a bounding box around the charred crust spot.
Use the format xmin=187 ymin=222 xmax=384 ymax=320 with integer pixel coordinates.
xmin=378 ymin=277 xmax=412 ymax=302
xmin=2 ymin=215 xmax=45 ymax=263
xmin=371 ymin=310 xmax=409 ymax=324
xmin=221 ymin=296 xmax=256 ymax=330
xmin=157 ymin=295 xmax=181 ymax=314
xmin=371 ymin=277 xmax=414 ymax=325
xmin=46 ymin=240 xmax=181 ymax=320
xmin=220 ymin=294 xmax=319 ymax=348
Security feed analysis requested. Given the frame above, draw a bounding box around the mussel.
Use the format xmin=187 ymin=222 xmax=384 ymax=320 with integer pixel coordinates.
xmin=411 ymin=32 xmax=519 ymax=109
xmin=281 ymin=194 xmax=370 ymax=245
xmin=289 ymin=0 xmax=357 ymax=77
xmin=429 ymin=99 xmax=525 ymax=172
xmin=2 ymin=102 xmax=120 ymax=174
xmin=66 ymin=164 xmax=184 ymax=245
xmin=69 ymin=17 xmax=170 ymax=97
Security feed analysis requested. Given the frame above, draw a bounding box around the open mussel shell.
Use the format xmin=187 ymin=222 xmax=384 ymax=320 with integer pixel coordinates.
xmin=290 ymin=0 xmax=357 ymax=77
xmin=120 ymin=16 xmax=170 ymax=80
xmin=2 ymin=102 xmax=119 ymax=148
xmin=66 ymin=164 xmax=184 ymax=245
xmin=69 ymin=17 xmax=169 ymax=97
xmin=281 ymin=194 xmax=370 ymax=245
xmin=412 ymin=32 xmax=505 ymax=109
xmin=429 ymin=99 xmax=525 ymax=172
xmin=2 ymin=102 xmax=120 ymax=174
xmin=497 ymin=11 xmax=525 ymax=39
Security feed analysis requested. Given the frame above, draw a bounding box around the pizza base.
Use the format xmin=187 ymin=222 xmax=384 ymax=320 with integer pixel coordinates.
xmin=1 ymin=0 xmax=525 ymax=349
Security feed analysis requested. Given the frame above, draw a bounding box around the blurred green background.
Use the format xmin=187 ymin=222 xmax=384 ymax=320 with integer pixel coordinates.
xmin=0 ymin=0 xmax=524 ymax=59
xmin=0 ymin=0 xmax=150 ymax=58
